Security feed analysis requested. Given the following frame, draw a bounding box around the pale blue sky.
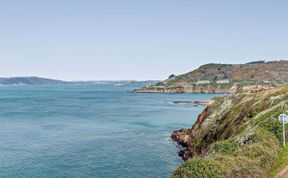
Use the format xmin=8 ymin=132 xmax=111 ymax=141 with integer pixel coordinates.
xmin=0 ymin=0 xmax=288 ymax=80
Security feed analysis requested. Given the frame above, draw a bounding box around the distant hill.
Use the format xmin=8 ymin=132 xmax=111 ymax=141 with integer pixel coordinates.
xmin=0 ymin=77 xmax=67 ymax=85
xmin=0 ymin=77 xmax=159 ymax=86
xmin=135 ymin=60 xmax=288 ymax=93
xmin=245 ymin=60 xmax=265 ymax=64
xmin=166 ymin=60 xmax=288 ymax=84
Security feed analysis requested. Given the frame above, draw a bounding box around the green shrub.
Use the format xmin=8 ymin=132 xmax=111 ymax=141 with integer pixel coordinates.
xmin=260 ymin=118 xmax=282 ymax=141
xmin=212 ymin=155 xmax=263 ymax=177
xmin=194 ymin=140 xmax=206 ymax=154
xmin=237 ymin=129 xmax=280 ymax=169
xmin=172 ymin=158 xmax=226 ymax=178
xmin=212 ymin=141 xmax=238 ymax=156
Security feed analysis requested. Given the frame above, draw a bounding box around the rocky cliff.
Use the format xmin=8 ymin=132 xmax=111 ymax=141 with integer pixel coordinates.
xmin=171 ymin=85 xmax=288 ymax=177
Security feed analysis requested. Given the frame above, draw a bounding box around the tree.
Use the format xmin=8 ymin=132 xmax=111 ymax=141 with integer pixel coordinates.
xmin=169 ymin=74 xmax=176 ymax=79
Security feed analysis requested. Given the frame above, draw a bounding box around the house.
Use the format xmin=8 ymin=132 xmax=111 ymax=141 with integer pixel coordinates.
xmin=216 ymin=79 xmax=230 ymax=84
xmin=196 ymin=80 xmax=210 ymax=85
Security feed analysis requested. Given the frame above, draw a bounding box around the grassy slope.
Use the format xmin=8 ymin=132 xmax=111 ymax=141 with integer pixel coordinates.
xmin=268 ymin=146 xmax=288 ymax=178
xmin=172 ymin=86 xmax=288 ymax=178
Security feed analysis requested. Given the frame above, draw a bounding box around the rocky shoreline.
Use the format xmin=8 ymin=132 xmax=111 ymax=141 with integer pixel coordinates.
xmin=134 ymin=83 xmax=276 ymax=95
xmin=171 ymin=128 xmax=195 ymax=160
xmin=134 ymin=87 xmax=229 ymax=94
xmin=172 ymin=100 xmax=213 ymax=107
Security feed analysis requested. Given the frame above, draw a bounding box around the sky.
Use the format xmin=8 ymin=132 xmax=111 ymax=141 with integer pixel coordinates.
xmin=0 ymin=0 xmax=288 ymax=81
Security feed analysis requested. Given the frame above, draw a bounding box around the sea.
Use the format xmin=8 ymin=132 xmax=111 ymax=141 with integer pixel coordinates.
xmin=0 ymin=83 xmax=219 ymax=178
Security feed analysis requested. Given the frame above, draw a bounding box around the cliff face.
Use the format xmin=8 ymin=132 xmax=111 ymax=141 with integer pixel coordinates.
xmin=172 ymin=85 xmax=288 ymax=177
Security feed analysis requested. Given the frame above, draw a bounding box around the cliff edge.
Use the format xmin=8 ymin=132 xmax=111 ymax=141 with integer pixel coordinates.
xmin=171 ymin=85 xmax=288 ymax=177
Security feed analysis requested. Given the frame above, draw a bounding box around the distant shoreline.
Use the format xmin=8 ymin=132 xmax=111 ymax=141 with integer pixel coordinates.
xmin=134 ymin=88 xmax=229 ymax=94
xmin=171 ymin=100 xmax=214 ymax=107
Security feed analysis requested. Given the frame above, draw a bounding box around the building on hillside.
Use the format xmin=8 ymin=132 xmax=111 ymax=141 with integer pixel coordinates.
xmin=216 ymin=79 xmax=230 ymax=84
xmin=196 ymin=80 xmax=210 ymax=85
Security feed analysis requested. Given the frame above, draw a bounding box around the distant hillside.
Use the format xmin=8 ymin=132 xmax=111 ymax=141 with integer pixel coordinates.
xmin=166 ymin=60 xmax=288 ymax=84
xmin=0 ymin=77 xmax=67 ymax=85
xmin=135 ymin=60 xmax=288 ymax=93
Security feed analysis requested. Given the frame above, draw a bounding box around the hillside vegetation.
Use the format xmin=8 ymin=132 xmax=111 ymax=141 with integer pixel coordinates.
xmin=169 ymin=60 xmax=288 ymax=84
xmin=171 ymin=85 xmax=288 ymax=177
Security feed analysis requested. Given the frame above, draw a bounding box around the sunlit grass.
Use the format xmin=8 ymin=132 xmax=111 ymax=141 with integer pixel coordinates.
xmin=268 ymin=145 xmax=288 ymax=178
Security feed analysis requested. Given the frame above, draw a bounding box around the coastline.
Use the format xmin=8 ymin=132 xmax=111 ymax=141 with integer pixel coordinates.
xmin=171 ymin=100 xmax=214 ymax=107
xmin=134 ymin=89 xmax=229 ymax=94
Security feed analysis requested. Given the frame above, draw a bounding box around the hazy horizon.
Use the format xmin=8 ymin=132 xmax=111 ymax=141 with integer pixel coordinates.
xmin=0 ymin=59 xmax=287 ymax=82
xmin=1 ymin=1 xmax=288 ymax=80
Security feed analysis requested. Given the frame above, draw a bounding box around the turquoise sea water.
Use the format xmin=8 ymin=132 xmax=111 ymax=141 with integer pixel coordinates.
xmin=0 ymin=84 xmax=218 ymax=178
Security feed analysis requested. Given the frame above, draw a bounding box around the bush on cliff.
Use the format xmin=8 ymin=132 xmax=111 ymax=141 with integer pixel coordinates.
xmin=172 ymin=158 xmax=226 ymax=178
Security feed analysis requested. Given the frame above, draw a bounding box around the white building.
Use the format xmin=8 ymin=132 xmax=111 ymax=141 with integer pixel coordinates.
xmin=216 ymin=79 xmax=230 ymax=84
xmin=196 ymin=80 xmax=210 ymax=85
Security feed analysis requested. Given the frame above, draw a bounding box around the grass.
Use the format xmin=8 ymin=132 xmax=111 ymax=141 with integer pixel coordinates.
xmin=212 ymin=140 xmax=238 ymax=156
xmin=268 ymin=146 xmax=288 ymax=178
xmin=172 ymin=129 xmax=280 ymax=178
xmin=172 ymin=158 xmax=226 ymax=178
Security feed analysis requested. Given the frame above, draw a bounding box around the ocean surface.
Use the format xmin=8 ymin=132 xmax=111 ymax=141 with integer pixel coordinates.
xmin=0 ymin=83 xmax=219 ymax=178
